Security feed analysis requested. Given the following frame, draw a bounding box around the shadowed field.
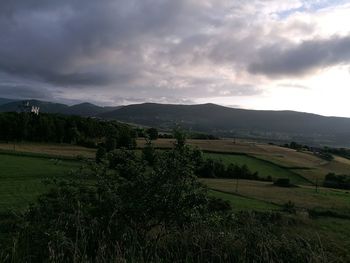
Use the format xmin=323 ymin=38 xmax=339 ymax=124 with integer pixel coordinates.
xmin=0 ymin=153 xmax=80 ymax=211
xmin=0 ymin=142 xmax=96 ymax=159
xmin=139 ymin=138 xmax=350 ymax=184
xmin=204 ymin=153 xmax=308 ymax=184
xmin=202 ymin=178 xmax=350 ymax=212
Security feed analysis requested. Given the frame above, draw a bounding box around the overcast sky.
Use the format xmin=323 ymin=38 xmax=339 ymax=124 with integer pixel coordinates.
xmin=0 ymin=0 xmax=350 ymax=116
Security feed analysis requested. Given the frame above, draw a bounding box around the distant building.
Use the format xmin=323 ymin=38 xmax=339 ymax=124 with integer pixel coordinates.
xmin=18 ymin=101 xmax=40 ymax=115
xmin=31 ymin=106 xmax=40 ymax=115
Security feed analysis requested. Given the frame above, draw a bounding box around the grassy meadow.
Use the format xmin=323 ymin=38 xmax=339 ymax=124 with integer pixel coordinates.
xmin=204 ymin=152 xmax=309 ymax=184
xmin=2 ymin=139 xmax=350 ymax=185
xmin=1 ymin=140 xmax=350 ymax=214
xmin=202 ymin=178 xmax=350 ymax=213
xmin=209 ymin=190 xmax=279 ymax=211
xmin=0 ymin=153 xmax=80 ymax=211
xmin=0 ymin=142 xmax=96 ymax=159
xmin=139 ymin=138 xmax=350 ymax=184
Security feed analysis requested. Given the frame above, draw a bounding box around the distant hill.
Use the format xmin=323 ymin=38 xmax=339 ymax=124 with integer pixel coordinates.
xmin=0 ymin=100 xmax=120 ymax=116
xmin=0 ymin=100 xmax=69 ymax=114
xmin=2 ymin=100 xmax=350 ymax=147
xmin=0 ymin=98 xmax=18 ymax=105
xmin=64 ymin=102 xmax=119 ymax=116
xmin=99 ymin=103 xmax=350 ymax=147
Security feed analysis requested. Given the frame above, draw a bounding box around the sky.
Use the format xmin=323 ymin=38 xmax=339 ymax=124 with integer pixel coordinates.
xmin=0 ymin=0 xmax=350 ymax=117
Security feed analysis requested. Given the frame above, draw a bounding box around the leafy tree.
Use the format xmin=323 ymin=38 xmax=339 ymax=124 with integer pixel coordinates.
xmin=95 ymin=146 xmax=107 ymax=163
xmin=0 ymin=112 xmax=137 ymax=147
xmin=105 ymin=136 xmax=117 ymax=152
xmin=142 ymin=138 xmax=157 ymax=165
xmin=173 ymin=126 xmax=187 ymax=149
xmin=146 ymin=127 xmax=158 ymax=140
xmin=116 ymin=126 xmax=136 ymax=149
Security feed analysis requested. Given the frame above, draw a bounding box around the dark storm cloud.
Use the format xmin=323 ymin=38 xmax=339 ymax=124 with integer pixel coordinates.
xmin=248 ymin=35 xmax=350 ymax=77
xmin=0 ymin=0 xmax=188 ymax=86
xmin=0 ymin=84 xmax=55 ymax=100
xmin=0 ymin=0 xmax=348 ymax=104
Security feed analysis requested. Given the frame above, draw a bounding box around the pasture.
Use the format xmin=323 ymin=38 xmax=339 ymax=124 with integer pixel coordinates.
xmin=139 ymin=138 xmax=350 ymax=184
xmin=1 ymin=143 xmax=349 ymax=258
xmin=202 ymin=178 xmax=350 ymax=213
xmin=0 ymin=153 xmax=80 ymax=211
xmin=204 ymin=153 xmax=308 ymax=184
xmin=0 ymin=142 xmax=95 ymax=159
xmin=1 ymin=139 xmax=350 ymax=213
xmin=209 ymin=190 xmax=279 ymax=211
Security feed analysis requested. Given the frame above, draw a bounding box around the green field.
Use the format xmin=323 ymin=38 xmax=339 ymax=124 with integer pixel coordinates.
xmin=209 ymin=190 xmax=279 ymax=211
xmin=0 ymin=153 xmax=80 ymax=211
xmin=1 ymin=147 xmax=350 ymax=260
xmin=202 ymin=178 xmax=350 ymax=213
xmin=204 ymin=152 xmax=309 ymax=185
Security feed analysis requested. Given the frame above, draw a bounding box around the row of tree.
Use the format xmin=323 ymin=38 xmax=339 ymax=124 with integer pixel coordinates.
xmin=324 ymin=173 xmax=350 ymax=190
xmin=0 ymin=112 xmax=137 ymax=147
xmin=197 ymin=158 xmax=263 ymax=180
xmin=282 ymin=141 xmax=334 ymax=161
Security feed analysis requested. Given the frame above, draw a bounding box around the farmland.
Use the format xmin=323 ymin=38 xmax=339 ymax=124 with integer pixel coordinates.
xmin=203 ymin=178 xmax=350 ymax=213
xmin=0 ymin=153 xmax=80 ymax=211
xmin=0 ymin=139 xmax=350 ymax=261
xmin=2 ymin=138 xmax=350 ymax=186
xmin=204 ymin=153 xmax=308 ymax=184
xmin=139 ymin=138 xmax=350 ymax=184
xmin=0 ymin=142 xmax=95 ymax=159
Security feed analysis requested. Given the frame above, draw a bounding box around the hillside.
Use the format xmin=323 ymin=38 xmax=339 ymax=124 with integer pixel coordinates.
xmin=100 ymin=103 xmax=350 ymax=147
xmin=0 ymin=98 xmax=18 ymax=105
xmin=2 ymin=99 xmax=350 ymax=146
xmin=0 ymin=99 xmax=118 ymax=116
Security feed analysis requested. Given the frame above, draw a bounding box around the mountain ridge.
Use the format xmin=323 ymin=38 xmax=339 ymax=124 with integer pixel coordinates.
xmin=1 ymin=98 xmax=350 ymax=146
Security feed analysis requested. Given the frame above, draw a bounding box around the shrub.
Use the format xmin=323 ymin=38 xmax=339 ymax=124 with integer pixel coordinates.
xmin=274 ymin=178 xmax=292 ymax=187
xmin=282 ymin=201 xmax=296 ymax=214
xmin=95 ymin=146 xmax=106 ymax=163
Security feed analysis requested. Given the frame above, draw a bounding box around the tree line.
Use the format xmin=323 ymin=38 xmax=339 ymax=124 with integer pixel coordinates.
xmin=0 ymin=112 xmax=137 ymax=148
xmin=324 ymin=173 xmax=350 ymax=190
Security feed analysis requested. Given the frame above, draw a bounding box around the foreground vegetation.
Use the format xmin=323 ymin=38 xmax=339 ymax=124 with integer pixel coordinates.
xmin=0 ymin=135 xmax=349 ymax=262
xmin=0 ymin=113 xmax=350 ymax=261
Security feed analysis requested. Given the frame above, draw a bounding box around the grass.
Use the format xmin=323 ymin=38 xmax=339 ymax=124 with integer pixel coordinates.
xmin=288 ymin=217 xmax=350 ymax=262
xmin=0 ymin=142 xmax=96 ymax=159
xmin=204 ymin=152 xmax=309 ymax=185
xmin=202 ymin=178 xmax=350 ymax=212
xmin=4 ymin=140 xmax=350 ymax=185
xmin=209 ymin=190 xmax=279 ymax=211
xmin=0 ymin=153 xmax=80 ymax=211
xmin=140 ymin=138 xmax=350 ymax=184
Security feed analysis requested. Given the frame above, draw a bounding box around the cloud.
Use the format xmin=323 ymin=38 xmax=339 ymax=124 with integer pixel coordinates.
xmin=248 ymin=35 xmax=350 ymax=77
xmin=0 ymin=0 xmax=349 ymax=106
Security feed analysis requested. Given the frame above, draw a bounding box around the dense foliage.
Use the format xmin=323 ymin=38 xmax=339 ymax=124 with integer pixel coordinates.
xmin=0 ymin=135 xmax=338 ymax=262
xmin=283 ymin=142 xmax=334 ymax=161
xmin=323 ymin=147 xmax=350 ymax=160
xmin=0 ymin=112 xmax=136 ymax=148
xmin=324 ymin=173 xmax=350 ymax=190
xmin=197 ymin=158 xmax=270 ymax=181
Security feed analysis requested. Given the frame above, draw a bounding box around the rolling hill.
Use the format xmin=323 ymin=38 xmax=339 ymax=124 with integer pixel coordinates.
xmin=0 ymin=99 xmax=118 ymax=116
xmin=1 ymin=99 xmax=350 ymax=146
xmin=0 ymin=98 xmax=18 ymax=105
xmin=99 ymin=103 xmax=350 ymax=147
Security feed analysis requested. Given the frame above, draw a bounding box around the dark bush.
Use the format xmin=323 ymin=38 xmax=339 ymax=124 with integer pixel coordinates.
xmin=323 ymin=173 xmax=350 ymax=190
xmin=274 ymin=178 xmax=292 ymax=187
